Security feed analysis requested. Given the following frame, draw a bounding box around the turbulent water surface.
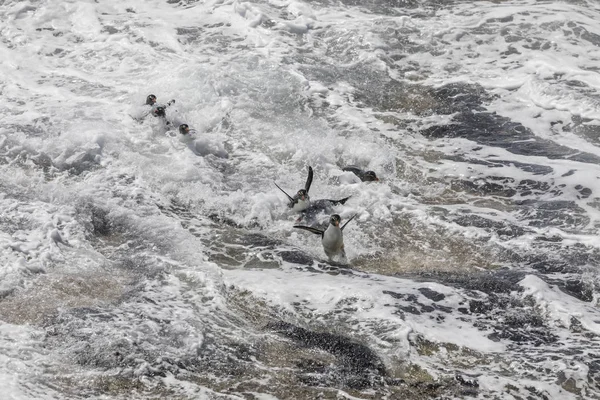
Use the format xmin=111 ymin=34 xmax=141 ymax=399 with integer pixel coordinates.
xmin=2 ymin=0 xmax=600 ymax=398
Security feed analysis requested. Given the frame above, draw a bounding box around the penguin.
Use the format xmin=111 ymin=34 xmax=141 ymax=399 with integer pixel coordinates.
xmin=274 ymin=166 xmax=351 ymax=218
xmin=146 ymin=94 xmax=157 ymax=105
xmin=146 ymin=94 xmax=174 ymax=108
xmin=178 ymin=123 xmax=229 ymax=158
xmin=151 ymin=98 xmax=180 ymax=128
xmin=274 ymin=166 xmax=314 ymax=212
xmin=342 ymin=165 xmax=379 ymax=182
xmin=294 ymin=214 xmax=357 ymax=262
xmin=152 ymin=105 xmax=167 ymax=118
xmin=179 ymin=123 xmax=191 ymax=135
xmin=131 ymin=95 xmax=176 ymax=122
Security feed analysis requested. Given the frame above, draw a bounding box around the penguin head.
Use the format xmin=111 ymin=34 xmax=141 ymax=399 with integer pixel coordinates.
xmin=146 ymin=94 xmax=157 ymax=105
xmin=296 ymin=189 xmax=308 ymax=201
xmin=364 ymin=171 xmax=379 ymax=181
xmin=153 ymin=106 xmax=166 ymax=117
xmin=330 ymin=214 xmax=341 ymax=227
xmin=179 ymin=124 xmax=190 ymax=135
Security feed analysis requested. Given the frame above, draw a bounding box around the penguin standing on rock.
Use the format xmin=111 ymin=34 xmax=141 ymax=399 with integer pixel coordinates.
xmin=294 ymin=214 xmax=357 ymax=262
xmin=275 ymin=166 xmax=352 ymax=221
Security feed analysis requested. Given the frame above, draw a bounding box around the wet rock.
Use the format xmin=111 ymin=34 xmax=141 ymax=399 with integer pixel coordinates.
xmin=75 ymin=202 xmax=114 ymax=237
xmin=515 ymin=200 xmax=589 ymax=229
xmin=422 ymin=111 xmax=600 ymax=164
xmin=208 ymin=213 xmax=245 ymax=229
xmin=489 ymin=326 xmax=558 ymax=345
xmin=418 ymin=288 xmax=445 ymax=302
xmin=400 ymin=305 xmax=421 ymax=315
xmin=560 ymin=279 xmax=594 ymax=302
xmin=450 ymin=178 xmax=517 ymax=198
xmin=267 ymin=320 xmax=386 ymax=389
xmin=469 ymin=300 xmax=493 ymax=314
xmin=432 ymin=304 xmax=453 ymax=313
xmin=383 ymin=290 xmax=418 ymax=302
xmin=587 ymin=359 xmax=600 ymax=388
xmin=277 ymin=250 xmax=314 ymax=265
xmin=575 ymin=184 xmax=592 ymax=199
xmin=347 ymin=77 xmax=492 ymax=116
xmin=0 ymin=288 xmax=15 ymax=300
xmin=425 ymin=270 xmax=525 ymax=295
xmin=237 ymin=233 xmax=283 ymax=248
xmin=91 ymin=207 xmax=112 ymax=236
xmin=453 ymin=214 xmax=525 ymax=238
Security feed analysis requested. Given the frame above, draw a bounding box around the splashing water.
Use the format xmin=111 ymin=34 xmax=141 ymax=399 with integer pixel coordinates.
xmin=1 ymin=0 xmax=600 ymax=398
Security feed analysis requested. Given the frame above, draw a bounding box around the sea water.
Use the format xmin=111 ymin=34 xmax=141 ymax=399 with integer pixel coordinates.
xmin=1 ymin=0 xmax=599 ymax=398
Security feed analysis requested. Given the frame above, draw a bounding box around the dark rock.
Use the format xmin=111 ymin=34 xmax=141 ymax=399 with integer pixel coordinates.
xmin=418 ymin=288 xmax=445 ymax=302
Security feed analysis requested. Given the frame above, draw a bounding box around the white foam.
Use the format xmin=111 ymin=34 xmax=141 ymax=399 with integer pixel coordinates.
xmin=519 ymin=275 xmax=600 ymax=334
xmin=224 ymin=265 xmax=505 ymax=354
xmin=2 ymin=0 xmax=600 ymax=397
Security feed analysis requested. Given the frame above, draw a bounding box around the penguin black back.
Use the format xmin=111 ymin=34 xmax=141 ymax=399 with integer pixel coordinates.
xmin=342 ymin=166 xmax=379 ymax=182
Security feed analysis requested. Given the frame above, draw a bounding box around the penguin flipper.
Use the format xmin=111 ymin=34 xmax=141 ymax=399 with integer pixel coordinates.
xmin=305 ymin=166 xmax=313 ymax=193
xmin=341 ymin=214 xmax=358 ymax=231
xmin=274 ymin=182 xmax=295 ymax=203
xmin=326 ymin=196 xmax=352 ymax=206
xmin=293 ymin=225 xmax=324 ymax=237
xmin=342 ymin=166 xmax=362 ymax=175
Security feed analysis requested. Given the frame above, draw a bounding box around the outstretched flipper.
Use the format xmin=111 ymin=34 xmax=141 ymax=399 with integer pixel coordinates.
xmin=275 ymin=167 xmax=312 ymax=211
xmin=293 ymin=225 xmax=324 ymax=237
xmin=341 ymin=214 xmax=357 ymax=231
xmin=305 ymin=166 xmax=313 ymax=193
xmin=323 ymin=196 xmax=351 ymax=206
xmin=274 ymin=182 xmax=295 ymax=203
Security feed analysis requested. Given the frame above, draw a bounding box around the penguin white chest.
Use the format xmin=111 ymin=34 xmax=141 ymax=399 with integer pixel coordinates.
xmin=322 ymin=225 xmax=344 ymax=257
xmin=292 ymin=198 xmax=310 ymax=212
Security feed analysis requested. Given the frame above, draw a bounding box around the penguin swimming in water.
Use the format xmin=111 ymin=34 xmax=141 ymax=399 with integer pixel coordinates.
xmin=179 ymin=123 xmax=191 ymax=135
xmin=178 ymin=123 xmax=229 ymax=158
xmin=146 ymin=94 xmax=174 ymax=109
xmin=146 ymin=94 xmax=157 ymax=105
xmin=151 ymin=98 xmax=176 ymax=125
xmin=153 ymin=105 xmax=167 ymax=118
xmin=131 ymin=95 xmax=176 ymax=123
xmin=294 ymin=214 xmax=357 ymax=262
xmin=342 ymin=166 xmax=379 ymax=182
xmin=274 ymin=166 xmax=351 ymax=220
